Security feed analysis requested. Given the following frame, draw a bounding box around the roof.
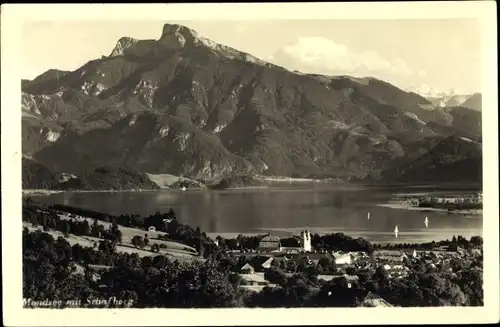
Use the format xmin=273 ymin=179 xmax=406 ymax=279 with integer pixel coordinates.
xmin=261 ymin=257 xmax=274 ymax=269
xmin=361 ymin=292 xmax=393 ymax=307
xmin=239 ymin=273 xmax=268 ymax=284
xmin=241 ymin=263 xmax=254 ymax=271
xmin=71 ymin=263 xmax=86 ymax=275
xmin=250 ymin=255 xmax=274 ymax=268
xmin=333 ymin=253 xmax=352 ymax=260
xmin=295 ymin=253 xmax=334 ymax=261
xmin=258 ymin=241 xmax=281 ymax=249
xmin=317 ymin=275 xmax=336 ymax=281
xmin=375 ymin=250 xmax=405 ymax=257
xmin=260 ymin=235 xmax=281 ymax=242
xmin=240 ymin=284 xmax=277 ymax=292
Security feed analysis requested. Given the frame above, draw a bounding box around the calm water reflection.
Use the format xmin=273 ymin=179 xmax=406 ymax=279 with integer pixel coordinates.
xmin=32 ymin=185 xmax=482 ymax=244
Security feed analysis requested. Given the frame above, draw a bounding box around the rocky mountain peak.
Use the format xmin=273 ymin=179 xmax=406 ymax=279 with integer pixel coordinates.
xmin=109 ymin=37 xmax=139 ymax=57
xmin=158 ymin=24 xmax=199 ymax=49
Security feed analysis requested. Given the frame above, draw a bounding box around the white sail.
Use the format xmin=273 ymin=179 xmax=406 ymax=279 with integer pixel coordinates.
xmin=367 ymin=212 xmax=371 ymax=220
xmin=181 ymin=187 xmax=187 ymax=191
xmin=394 ymin=225 xmax=399 ymax=238
xmin=424 ymin=216 xmax=429 ymax=228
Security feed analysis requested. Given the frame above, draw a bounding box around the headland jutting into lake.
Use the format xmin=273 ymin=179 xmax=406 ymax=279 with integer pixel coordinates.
xmin=378 ymin=192 xmax=483 ymax=216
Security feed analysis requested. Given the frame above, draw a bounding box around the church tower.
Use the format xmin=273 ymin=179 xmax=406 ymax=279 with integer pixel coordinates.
xmin=301 ymin=229 xmax=312 ymax=252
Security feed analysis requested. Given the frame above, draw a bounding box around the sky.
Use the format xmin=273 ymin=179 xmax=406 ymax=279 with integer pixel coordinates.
xmin=22 ymin=19 xmax=481 ymax=94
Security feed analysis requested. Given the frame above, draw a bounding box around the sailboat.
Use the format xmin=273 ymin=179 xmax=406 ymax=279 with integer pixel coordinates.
xmin=367 ymin=212 xmax=371 ymax=220
xmin=181 ymin=186 xmax=187 ymax=191
xmin=394 ymin=225 xmax=399 ymax=238
xmin=424 ymin=216 xmax=429 ymax=228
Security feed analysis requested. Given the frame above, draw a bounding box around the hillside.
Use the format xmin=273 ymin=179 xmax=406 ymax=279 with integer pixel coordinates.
xmin=54 ymin=166 xmax=160 ymax=191
xmin=22 ymin=158 xmax=63 ymax=189
xmin=21 ymin=23 xmax=482 ymax=182
xmin=373 ymin=136 xmax=482 ymax=183
xmin=146 ymin=173 xmax=206 ymax=189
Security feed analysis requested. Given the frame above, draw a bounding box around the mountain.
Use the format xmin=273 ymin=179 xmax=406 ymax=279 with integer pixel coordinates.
xmin=408 ymin=85 xmax=481 ymax=110
xmin=460 ymin=93 xmax=482 ymax=111
xmin=21 ymin=23 xmax=482 ymax=183
xmin=426 ymin=94 xmax=475 ymax=108
xmin=374 ymin=135 xmax=482 ymax=183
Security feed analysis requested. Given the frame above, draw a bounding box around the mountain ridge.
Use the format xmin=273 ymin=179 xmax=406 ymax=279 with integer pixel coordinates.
xmin=21 ymin=23 xmax=482 ymax=184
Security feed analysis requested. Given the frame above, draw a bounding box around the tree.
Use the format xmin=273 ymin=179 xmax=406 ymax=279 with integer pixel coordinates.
xmin=91 ymin=219 xmax=100 ymax=238
xmin=469 ymin=236 xmax=483 ymax=247
xmin=264 ymin=268 xmax=287 ymax=285
xmin=63 ymin=221 xmax=71 ymax=236
xmin=131 ymin=236 xmax=145 ymax=249
xmin=150 ymin=244 xmax=160 ymax=253
xmin=98 ymin=240 xmax=116 ymax=254
xmin=373 ymin=266 xmax=389 ymax=290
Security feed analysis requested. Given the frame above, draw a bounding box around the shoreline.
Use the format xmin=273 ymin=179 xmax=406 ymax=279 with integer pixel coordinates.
xmin=23 ymin=180 xmax=483 ymax=196
xmin=377 ymin=202 xmax=483 ymax=216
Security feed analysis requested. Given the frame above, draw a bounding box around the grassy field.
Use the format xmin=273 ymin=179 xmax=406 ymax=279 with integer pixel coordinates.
xmin=24 ymin=222 xmax=198 ymax=260
xmin=26 ymin=211 xmax=200 ymax=260
xmin=57 ymin=213 xmax=197 ymax=252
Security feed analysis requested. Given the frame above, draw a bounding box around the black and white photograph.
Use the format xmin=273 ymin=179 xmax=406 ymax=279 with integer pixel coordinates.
xmin=1 ymin=2 xmax=499 ymax=326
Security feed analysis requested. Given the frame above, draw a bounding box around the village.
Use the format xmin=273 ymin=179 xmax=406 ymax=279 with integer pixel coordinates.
xmin=22 ymin=200 xmax=484 ymax=308
xmin=227 ymin=230 xmax=483 ymax=306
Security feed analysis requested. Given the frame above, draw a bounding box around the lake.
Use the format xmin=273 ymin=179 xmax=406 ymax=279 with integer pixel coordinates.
xmin=30 ymin=184 xmax=483 ymax=244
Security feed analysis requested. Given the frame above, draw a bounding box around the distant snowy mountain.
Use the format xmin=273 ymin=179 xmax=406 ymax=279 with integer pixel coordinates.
xmin=407 ymin=84 xmax=479 ymax=110
xmin=408 ymin=84 xmax=450 ymax=99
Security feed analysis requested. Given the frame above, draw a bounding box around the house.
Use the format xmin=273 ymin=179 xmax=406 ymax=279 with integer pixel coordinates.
xmin=240 ymin=263 xmax=255 ymax=274
xmin=248 ymin=255 xmax=275 ymax=272
xmin=239 ymin=273 xmax=278 ymax=292
xmin=360 ymin=292 xmax=393 ymax=307
xmin=292 ymin=252 xmax=334 ymax=266
xmin=348 ymin=251 xmax=367 ymax=262
xmin=375 ymin=250 xmax=407 ymax=264
xmin=332 ymin=252 xmax=352 ymax=265
xmin=238 ymin=272 xmax=278 ymax=292
xmin=70 ymin=262 xmax=86 ymax=276
xmin=257 ymin=234 xmax=282 ymax=252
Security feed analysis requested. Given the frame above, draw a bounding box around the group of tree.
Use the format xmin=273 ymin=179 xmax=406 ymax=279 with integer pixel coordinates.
xmin=27 ymin=202 xmax=216 ymax=257
xmin=374 ymin=235 xmax=483 ymax=251
xmin=23 ymin=228 xmax=242 ymax=308
xmin=23 ymin=204 xmax=122 ymax=245
xmin=310 ymin=233 xmax=375 ymax=254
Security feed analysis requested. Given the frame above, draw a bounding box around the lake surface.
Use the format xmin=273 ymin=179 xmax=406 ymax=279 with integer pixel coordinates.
xmin=31 ymin=184 xmax=482 ymax=244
